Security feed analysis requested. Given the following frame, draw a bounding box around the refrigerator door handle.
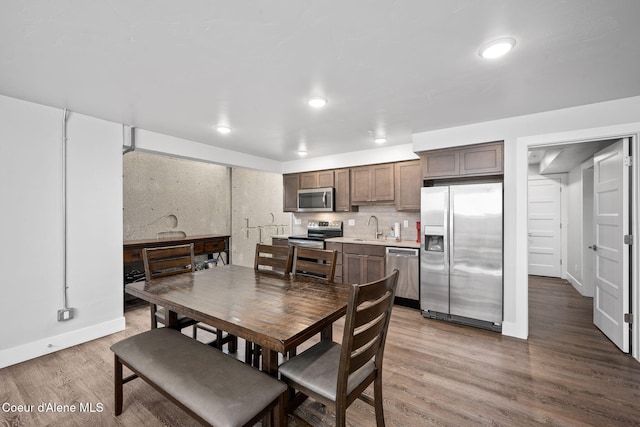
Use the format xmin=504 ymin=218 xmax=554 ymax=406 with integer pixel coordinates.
xmin=444 ymin=189 xmax=450 ymax=271
xmin=448 ymin=193 xmax=453 ymax=267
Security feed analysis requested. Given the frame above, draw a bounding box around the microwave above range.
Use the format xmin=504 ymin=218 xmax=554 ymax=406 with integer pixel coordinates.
xmin=297 ymin=187 xmax=334 ymax=212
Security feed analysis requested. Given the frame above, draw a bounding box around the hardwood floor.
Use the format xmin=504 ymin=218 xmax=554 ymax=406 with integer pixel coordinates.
xmin=1 ymin=276 xmax=639 ymax=426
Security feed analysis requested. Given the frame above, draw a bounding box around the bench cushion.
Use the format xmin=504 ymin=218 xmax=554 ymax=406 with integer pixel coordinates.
xmin=111 ymin=328 xmax=286 ymax=427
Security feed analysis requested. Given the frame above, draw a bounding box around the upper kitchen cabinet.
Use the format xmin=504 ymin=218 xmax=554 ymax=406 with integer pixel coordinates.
xmin=421 ymin=148 xmax=459 ymax=178
xmin=283 ymin=174 xmax=299 ymax=212
xmin=351 ymin=163 xmax=395 ymax=204
xmin=420 ymin=141 xmax=503 ymax=179
xmin=334 ymin=168 xmax=352 ymax=212
xmin=459 ymin=142 xmax=503 ymax=176
xmin=299 ymin=170 xmax=334 ymax=189
xmin=395 ymin=160 xmax=421 ymax=211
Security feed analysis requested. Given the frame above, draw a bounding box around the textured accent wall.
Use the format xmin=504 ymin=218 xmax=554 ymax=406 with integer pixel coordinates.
xmin=123 ymin=151 xmax=231 ymax=241
xmin=231 ymin=168 xmax=291 ymax=267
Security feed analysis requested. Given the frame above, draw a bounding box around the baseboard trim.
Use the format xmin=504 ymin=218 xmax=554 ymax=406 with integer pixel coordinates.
xmin=566 ymin=272 xmax=585 ymax=295
xmin=0 ymin=317 xmax=126 ymax=369
xmin=501 ymin=321 xmax=528 ymax=340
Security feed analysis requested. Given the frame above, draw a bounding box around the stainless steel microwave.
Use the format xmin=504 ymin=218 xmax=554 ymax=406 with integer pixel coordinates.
xmin=297 ymin=187 xmax=335 ymax=212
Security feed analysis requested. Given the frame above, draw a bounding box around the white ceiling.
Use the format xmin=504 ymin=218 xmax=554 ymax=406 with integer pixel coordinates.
xmin=2 ymin=1 xmax=640 ymax=162
xmin=528 ymin=139 xmax=616 ymax=174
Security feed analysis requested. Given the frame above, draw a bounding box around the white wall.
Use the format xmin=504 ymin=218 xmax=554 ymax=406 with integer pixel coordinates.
xmin=0 ymin=95 xmax=124 ymax=368
xmin=132 ymin=128 xmax=282 ymax=174
xmin=412 ymin=95 xmax=640 ymax=340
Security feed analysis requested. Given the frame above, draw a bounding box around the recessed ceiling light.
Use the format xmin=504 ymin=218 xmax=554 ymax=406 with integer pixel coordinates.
xmin=307 ymin=97 xmax=328 ymax=108
xmin=297 ymin=150 xmax=308 ymax=156
xmin=216 ymin=125 xmax=231 ymax=134
xmin=374 ymin=137 xmax=387 ymax=144
xmin=478 ymin=38 xmax=516 ymax=59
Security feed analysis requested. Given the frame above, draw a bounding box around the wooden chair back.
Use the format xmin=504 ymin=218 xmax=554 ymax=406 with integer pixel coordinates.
xmin=292 ymin=247 xmax=337 ymax=282
xmin=337 ymin=269 xmax=399 ymax=406
xmin=142 ymin=244 xmax=195 ymax=281
xmin=254 ymin=244 xmax=294 ymax=275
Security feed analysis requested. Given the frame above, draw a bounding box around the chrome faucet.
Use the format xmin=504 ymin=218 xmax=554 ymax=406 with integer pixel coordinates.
xmin=367 ymin=215 xmax=383 ymax=240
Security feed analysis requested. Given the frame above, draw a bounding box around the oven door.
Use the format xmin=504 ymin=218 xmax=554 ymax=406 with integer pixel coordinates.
xmin=288 ymin=238 xmax=325 ymax=250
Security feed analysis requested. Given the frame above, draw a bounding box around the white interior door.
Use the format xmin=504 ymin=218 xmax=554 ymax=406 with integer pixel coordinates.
xmin=593 ymin=138 xmax=630 ymax=352
xmin=528 ymin=176 xmax=562 ymax=277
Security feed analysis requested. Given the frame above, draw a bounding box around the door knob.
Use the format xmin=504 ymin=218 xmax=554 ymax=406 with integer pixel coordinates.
xmin=588 ymin=245 xmax=597 ymax=251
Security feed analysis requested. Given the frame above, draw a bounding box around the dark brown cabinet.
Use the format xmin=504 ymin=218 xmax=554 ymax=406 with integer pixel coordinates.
xmin=351 ymin=163 xmax=394 ymax=204
xmin=342 ymin=243 xmax=386 ymax=284
xmin=299 ymin=170 xmax=335 ymax=189
xmin=420 ymin=141 xmax=503 ymax=179
xmin=421 ymin=149 xmax=459 ymax=178
xmin=334 ymin=168 xmax=351 ymax=212
xmin=459 ymin=143 xmax=503 ymax=176
xmin=325 ymin=241 xmax=343 ymax=283
xmin=395 ymin=160 xmax=421 ymax=211
xmin=283 ymin=174 xmax=299 ymax=212
xmin=272 ymin=237 xmax=289 ymax=246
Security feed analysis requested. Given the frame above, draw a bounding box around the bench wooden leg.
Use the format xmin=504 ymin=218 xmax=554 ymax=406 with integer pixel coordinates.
xmin=277 ymin=390 xmax=288 ymax=427
xmin=114 ymin=355 xmax=123 ymax=416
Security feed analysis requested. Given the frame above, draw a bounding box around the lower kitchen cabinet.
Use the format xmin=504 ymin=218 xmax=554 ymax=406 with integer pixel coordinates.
xmin=342 ymin=243 xmax=385 ymax=284
xmin=325 ymin=241 xmax=343 ymax=283
xmin=272 ymin=237 xmax=289 ymax=247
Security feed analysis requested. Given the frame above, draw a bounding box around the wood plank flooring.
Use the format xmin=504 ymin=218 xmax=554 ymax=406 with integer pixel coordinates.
xmin=1 ymin=276 xmax=639 ymax=426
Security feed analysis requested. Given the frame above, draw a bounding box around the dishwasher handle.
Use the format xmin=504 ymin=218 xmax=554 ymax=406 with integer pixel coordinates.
xmin=386 ymin=247 xmax=419 ymax=256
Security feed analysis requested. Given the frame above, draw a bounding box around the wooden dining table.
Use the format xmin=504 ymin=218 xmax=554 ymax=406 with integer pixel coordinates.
xmin=125 ymin=264 xmax=350 ymax=376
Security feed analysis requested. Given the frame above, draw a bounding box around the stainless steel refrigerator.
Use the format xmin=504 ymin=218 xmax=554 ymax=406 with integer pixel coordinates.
xmin=420 ymin=183 xmax=503 ymax=331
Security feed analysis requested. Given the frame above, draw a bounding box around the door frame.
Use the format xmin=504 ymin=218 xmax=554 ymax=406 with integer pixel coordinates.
xmin=582 ymin=163 xmax=595 ymax=297
xmin=517 ymin=124 xmax=639 ymax=361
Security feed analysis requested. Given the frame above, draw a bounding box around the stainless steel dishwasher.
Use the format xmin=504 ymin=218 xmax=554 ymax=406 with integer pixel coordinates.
xmin=385 ymin=247 xmax=419 ymax=305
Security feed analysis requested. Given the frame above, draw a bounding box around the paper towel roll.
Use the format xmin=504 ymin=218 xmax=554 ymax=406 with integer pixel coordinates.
xmin=394 ymin=222 xmax=400 ymax=239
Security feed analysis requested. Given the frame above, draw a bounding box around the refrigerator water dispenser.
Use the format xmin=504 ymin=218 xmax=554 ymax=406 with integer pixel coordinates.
xmin=425 ymin=235 xmax=444 ymax=252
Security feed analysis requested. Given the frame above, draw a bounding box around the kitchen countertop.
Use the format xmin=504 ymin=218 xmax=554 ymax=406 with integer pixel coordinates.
xmin=326 ymin=236 xmax=420 ymax=249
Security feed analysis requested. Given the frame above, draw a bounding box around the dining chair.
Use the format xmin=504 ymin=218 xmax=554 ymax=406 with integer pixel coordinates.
xmin=254 ymin=243 xmax=294 ymax=276
xmin=278 ymin=268 xmax=400 ymax=427
xmin=142 ymin=244 xmax=199 ymax=337
xmin=289 ymin=246 xmax=339 ymax=356
xmin=291 ymin=246 xmax=337 ymax=282
xmin=246 ymin=243 xmax=295 ymax=367
xmin=142 ymin=244 xmax=237 ymax=351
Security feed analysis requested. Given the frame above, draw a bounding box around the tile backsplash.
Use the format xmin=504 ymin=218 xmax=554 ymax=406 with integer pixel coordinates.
xmin=292 ymin=206 xmax=420 ymax=241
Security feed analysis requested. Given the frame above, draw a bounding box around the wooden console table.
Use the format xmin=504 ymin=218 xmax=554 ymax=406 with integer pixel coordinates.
xmin=123 ymin=234 xmax=231 ymax=265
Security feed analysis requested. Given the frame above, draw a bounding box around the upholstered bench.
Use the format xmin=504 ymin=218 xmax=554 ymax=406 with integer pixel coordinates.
xmin=111 ymin=328 xmax=287 ymax=426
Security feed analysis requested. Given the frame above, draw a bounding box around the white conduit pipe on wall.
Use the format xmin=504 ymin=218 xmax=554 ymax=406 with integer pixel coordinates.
xmin=61 ymin=109 xmax=70 ymax=312
xmin=122 ymin=125 xmax=135 ymax=155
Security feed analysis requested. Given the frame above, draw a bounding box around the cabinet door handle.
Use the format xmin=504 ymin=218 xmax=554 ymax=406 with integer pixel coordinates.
xmin=588 ymin=245 xmax=597 ymax=251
